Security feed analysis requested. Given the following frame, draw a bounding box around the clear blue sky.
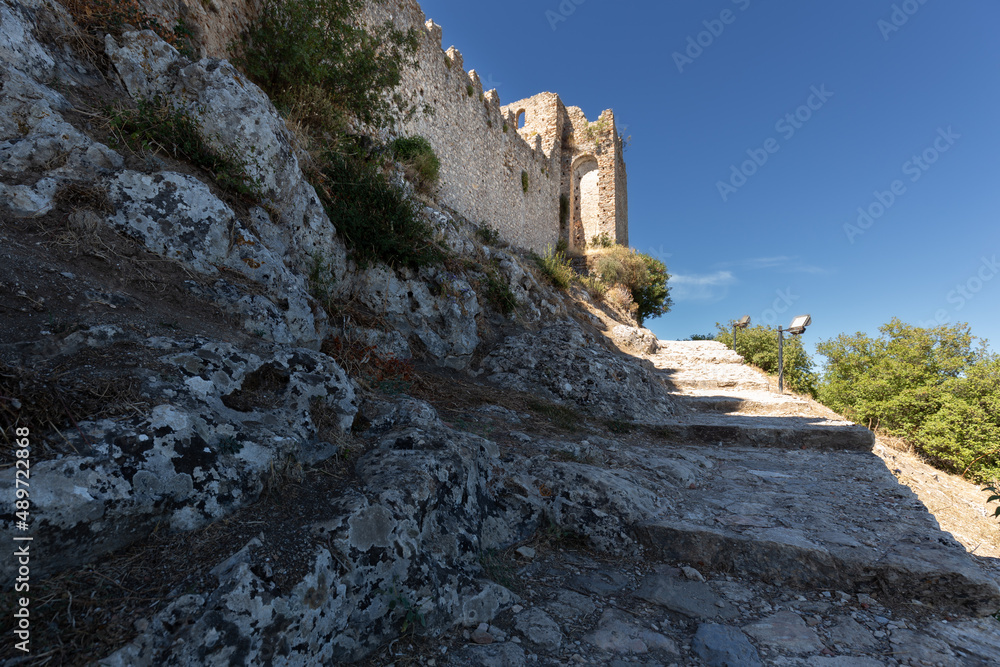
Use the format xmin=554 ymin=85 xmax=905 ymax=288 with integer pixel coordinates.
xmin=415 ymin=0 xmax=1000 ymax=359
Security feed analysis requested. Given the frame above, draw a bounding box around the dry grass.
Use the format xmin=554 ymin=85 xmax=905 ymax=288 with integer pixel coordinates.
xmin=0 ymin=349 xmax=155 ymax=466
xmin=603 ymin=285 xmax=637 ymax=320
xmin=875 ymin=438 xmax=1000 ymax=562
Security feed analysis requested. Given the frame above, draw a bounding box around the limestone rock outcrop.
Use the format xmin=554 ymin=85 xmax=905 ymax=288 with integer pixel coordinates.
xmin=102 ymin=402 xmax=529 ymax=665
xmin=105 ymin=30 xmax=349 ymax=283
xmin=0 ymin=328 xmax=357 ymax=584
xmin=480 ymin=323 xmax=677 ymax=422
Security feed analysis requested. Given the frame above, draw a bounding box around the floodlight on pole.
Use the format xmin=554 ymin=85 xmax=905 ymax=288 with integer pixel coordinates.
xmin=733 ymin=315 xmax=750 ymax=356
xmin=777 ymin=314 xmax=811 ymax=394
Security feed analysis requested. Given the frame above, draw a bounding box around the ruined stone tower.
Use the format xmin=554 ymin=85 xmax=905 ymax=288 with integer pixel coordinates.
xmin=361 ymin=0 xmax=629 ymax=253
xmin=504 ymin=93 xmax=628 ymax=251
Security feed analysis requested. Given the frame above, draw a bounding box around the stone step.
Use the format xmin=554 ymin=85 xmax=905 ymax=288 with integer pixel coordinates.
xmin=672 ymin=390 xmax=831 ymax=417
xmin=651 ymin=359 xmax=772 ymax=394
xmin=652 ymin=414 xmax=875 ymax=452
xmin=633 ymin=447 xmax=1000 ymax=617
xmin=665 ymin=375 xmax=771 ymax=392
xmin=675 ymin=395 xmax=745 ymax=413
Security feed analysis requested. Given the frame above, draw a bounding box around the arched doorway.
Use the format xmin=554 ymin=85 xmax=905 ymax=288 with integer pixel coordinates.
xmin=571 ymin=155 xmax=599 ymax=250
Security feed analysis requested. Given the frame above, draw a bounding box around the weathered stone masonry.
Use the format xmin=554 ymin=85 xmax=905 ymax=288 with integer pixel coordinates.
xmin=165 ymin=0 xmax=627 ymax=253
xmin=363 ymin=0 xmax=628 ymax=253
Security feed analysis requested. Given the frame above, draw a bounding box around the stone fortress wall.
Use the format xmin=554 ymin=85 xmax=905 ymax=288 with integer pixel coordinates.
xmin=362 ymin=0 xmax=628 ymax=252
xmin=168 ymin=0 xmax=628 ymax=253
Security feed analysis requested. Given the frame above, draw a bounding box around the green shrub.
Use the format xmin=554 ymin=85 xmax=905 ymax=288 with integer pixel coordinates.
xmin=312 ymin=145 xmax=445 ymax=269
xmin=467 ymin=84 xmax=474 ymax=97
xmin=588 ymin=232 xmax=614 ymax=248
xmin=391 ymin=136 xmax=440 ymax=192
xmin=483 ymin=267 xmax=518 ymax=315
xmin=594 ymin=246 xmax=672 ymax=325
xmin=107 ymin=96 xmax=262 ymax=199
xmin=533 ymin=245 xmax=574 ymax=290
xmin=474 ymin=224 xmax=501 ymax=246
xmin=580 ymin=275 xmax=607 ymax=302
xmin=816 ymin=320 xmax=1000 ymax=480
xmin=521 ymin=170 xmax=529 ymax=193
xmin=232 ymin=0 xmax=418 ymax=134
xmin=716 ymin=323 xmax=818 ymax=396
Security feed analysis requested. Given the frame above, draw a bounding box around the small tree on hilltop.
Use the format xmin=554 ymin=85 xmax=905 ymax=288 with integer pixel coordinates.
xmin=594 ymin=246 xmax=672 ymax=326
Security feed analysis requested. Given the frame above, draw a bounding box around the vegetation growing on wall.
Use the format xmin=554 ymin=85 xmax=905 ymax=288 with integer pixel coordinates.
xmin=588 ymin=232 xmax=614 ymax=249
xmin=391 ymin=136 xmax=441 ymax=193
xmin=583 ymin=114 xmax=612 ymax=144
xmin=232 ymin=0 xmax=418 ymax=133
xmin=232 ymin=0 xmax=445 ymax=270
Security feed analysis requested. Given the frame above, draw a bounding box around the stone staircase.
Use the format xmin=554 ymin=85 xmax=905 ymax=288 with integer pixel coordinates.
xmin=636 ymin=340 xmax=1000 ymax=616
xmin=441 ymin=339 xmax=1000 ymax=666
xmin=649 ymin=340 xmax=875 ymax=452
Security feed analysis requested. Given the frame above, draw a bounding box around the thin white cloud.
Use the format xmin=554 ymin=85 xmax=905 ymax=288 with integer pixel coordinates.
xmin=729 ymin=256 xmax=792 ymax=270
xmin=671 ymin=270 xmax=737 ymax=302
xmin=716 ymin=256 xmax=830 ymax=275
xmin=785 ymin=263 xmax=831 ymax=275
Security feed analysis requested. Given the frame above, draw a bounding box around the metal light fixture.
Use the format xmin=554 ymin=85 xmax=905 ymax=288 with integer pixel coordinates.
xmin=787 ymin=314 xmax=811 ymax=336
xmin=778 ymin=314 xmax=811 ymax=393
xmin=733 ymin=315 xmax=750 ymax=356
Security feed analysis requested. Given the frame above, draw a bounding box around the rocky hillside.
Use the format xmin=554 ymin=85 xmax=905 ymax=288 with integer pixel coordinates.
xmin=1 ymin=2 xmax=999 ymax=665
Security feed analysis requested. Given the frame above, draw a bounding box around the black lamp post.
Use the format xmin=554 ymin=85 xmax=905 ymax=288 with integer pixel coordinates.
xmin=733 ymin=315 xmax=750 ymax=356
xmin=778 ymin=314 xmax=811 ymax=393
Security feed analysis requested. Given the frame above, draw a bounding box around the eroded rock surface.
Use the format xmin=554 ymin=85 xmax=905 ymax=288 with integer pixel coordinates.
xmin=105 ymin=29 xmax=349 ymax=281
xmin=481 ymin=324 xmax=677 ymax=422
xmin=102 ymin=403 xmax=530 ymax=665
xmin=0 ymin=330 xmax=357 ymax=583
